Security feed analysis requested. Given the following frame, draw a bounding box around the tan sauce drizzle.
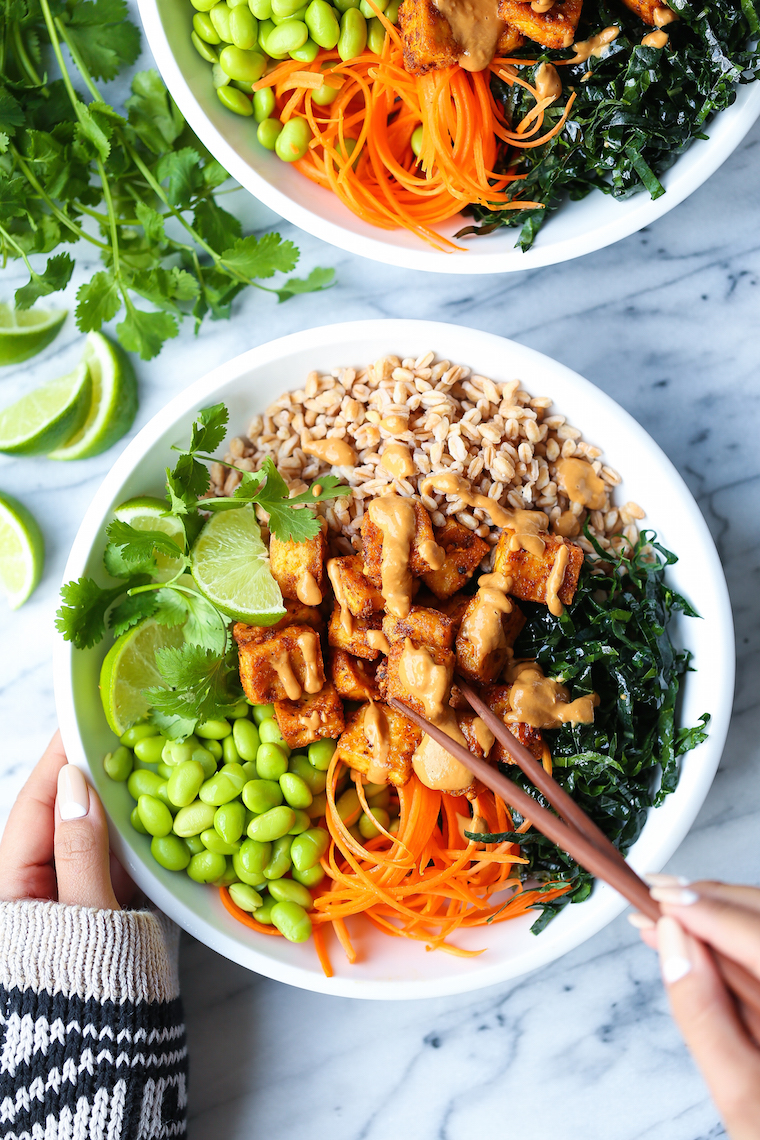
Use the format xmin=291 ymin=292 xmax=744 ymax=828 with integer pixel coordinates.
xmin=296 ymin=570 xmax=322 ymax=606
xmin=545 ymin=542 xmax=569 ymax=617
xmin=380 ymin=414 xmax=408 ymax=433
xmin=299 ymin=629 xmax=323 ymax=694
xmin=379 ymin=442 xmax=415 ymax=480
xmin=653 ymin=5 xmax=678 ymax=24
xmin=366 ymin=629 xmax=390 ymax=654
xmin=459 ymin=572 xmax=513 ymax=661
xmin=535 ymin=61 xmax=562 ymax=101
xmin=270 ymin=650 xmax=303 ymax=701
xmin=642 ymin=28 xmax=668 ymax=45
xmin=531 ymin=0 xmax=555 ymax=13
xmin=363 ymin=699 xmax=391 ymax=785
xmin=419 ymin=538 xmax=446 ymax=571
xmin=506 ymin=660 xmax=599 ymax=729
xmin=554 ymin=509 xmax=581 ymax=538
xmin=570 ymin=25 xmax=619 ymax=63
xmin=435 ymin=0 xmax=505 ymax=72
xmin=327 ymin=557 xmax=354 ymax=636
xmin=421 ymin=472 xmax=549 ymax=555
xmin=472 ymin=717 xmax=495 ymax=756
xmin=303 ymin=711 xmax=322 ymax=732
xmin=367 ymin=494 xmax=417 ymax=618
xmin=398 ymin=639 xmax=474 ymax=792
xmin=302 ymin=436 xmax=357 ymax=466
xmin=555 ymin=457 xmax=607 ymax=510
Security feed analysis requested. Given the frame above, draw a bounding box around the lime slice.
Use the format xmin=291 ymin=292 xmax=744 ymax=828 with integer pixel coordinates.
xmin=191 ymin=505 xmax=285 ymax=625
xmin=0 ymin=304 xmax=67 ymax=366
xmin=100 ymin=617 xmax=186 ymax=736
xmin=113 ymin=496 xmax=186 ymax=582
xmin=0 ymin=492 xmax=44 ymax=609
xmin=0 ymin=362 xmax=91 ymax=456
xmin=48 ymin=332 xmax=138 ymax=460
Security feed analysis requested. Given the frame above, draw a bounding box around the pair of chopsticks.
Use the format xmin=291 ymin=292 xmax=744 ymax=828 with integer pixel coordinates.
xmin=387 ymin=680 xmax=760 ymax=1025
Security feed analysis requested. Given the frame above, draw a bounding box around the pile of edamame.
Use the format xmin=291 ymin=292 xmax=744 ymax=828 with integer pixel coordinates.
xmin=188 ymin=0 xmax=401 ymax=161
xmin=103 ymin=701 xmax=398 ymax=944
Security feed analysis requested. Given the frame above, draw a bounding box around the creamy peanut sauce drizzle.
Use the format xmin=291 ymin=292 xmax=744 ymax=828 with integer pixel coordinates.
xmin=506 ymin=660 xmax=598 ymax=729
xmin=472 ymin=717 xmax=495 ymax=756
xmin=459 ymin=572 xmax=513 ymax=661
xmin=367 ymin=629 xmax=391 ymax=654
xmin=367 ymin=494 xmax=444 ymax=619
xmin=642 ymin=28 xmax=668 ymax=45
xmin=301 ymin=436 xmax=357 ymax=466
xmin=379 ymin=442 xmax=415 ymax=480
xmin=535 ymin=61 xmax=562 ymax=100
xmin=555 ymin=457 xmax=607 ymax=510
xmin=554 ymin=509 xmax=581 ymax=538
xmin=653 ymin=5 xmax=678 ymax=24
xmin=570 ymin=26 xmax=619 ymax=62
xmin=530 ymin=0 xmax=555 ymax=14
xmin=363 ymin=699 xmax=391 ymax=785
xmin=269 ymin=630 xmax=322 ymax=701
xmin=545 ymin=542 xmax=569 ymax=617
xmin=435 ymin=0 xmax=505 ymax=72
xmin=327 ymin=557 xmax=354 ymax=635
xmin=296 ymin=570 xmax=322 ymax=606
xmin=397 ymin=639 xmax=474 ymax=792
xmin=303 ymin=711 xmax=322 ymax=732
xmin=421 ymin=472 xmax=549 ymax=556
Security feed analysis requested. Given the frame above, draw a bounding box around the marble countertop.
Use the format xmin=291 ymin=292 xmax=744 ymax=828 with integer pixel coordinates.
xmin=1 ymin=30 xmax=759 ymax=1137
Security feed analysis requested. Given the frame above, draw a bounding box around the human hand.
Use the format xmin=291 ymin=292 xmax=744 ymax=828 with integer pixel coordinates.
xmin=634 ymin=877 xmax=760 ymax=1140
xmin=0 ymin=730 xmax=134 ymax=910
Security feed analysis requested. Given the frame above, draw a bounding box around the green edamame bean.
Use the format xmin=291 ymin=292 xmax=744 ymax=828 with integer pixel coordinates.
xmin=252 ymin=703 xmax=276 ymax=725
xmin=249 ymin=0 xmax=271 ymax=15
xmin=288 ymin=809 xmax=311 ymax=835
xmin=167 ymin=760 xmax=205 ymax=808
xmin=268 ymin=878 xmax=313 ymax=908
xmin=411 ymin=124 xmax=423 ymax=157
xmin=173 ymin=801 xmax=216 ymax=837
xmin=290 ymin=827 xmax=329 ymax=870
xmin=222 ymin=734 xmax=240 ymax=765
xmin=215 ymin=800 xmax=246 ymax=844
xmin=359 ymin=0 xmax=386 ymax=15
xmin=134 ymin=735 xmax=167 ymax=765
xmin=127 ymin=768 xmax=165 ymax=801
xmin=257 ymin=118 xmax=283 ymax=149
xmin=196 ymin=718 xmax=232 ymax=740
xmin=307 ymin=791 xmax=327 ymax=819
xmin=193 ymin=10 xmax=222 ymax=41
xmin=192 ymin=0 xmax=218 ymax=10
xmin=120 ymin=722 xmax=159 ymax=748
xmin=339 ymin=0 xmax=366 ymax=54
xmin=184 ymin=834 xmax=205 ymax=855
xmin=253 ymin=86 xmax=275 ymax=121
xmin=238 ymin=837 xmax=272 ymax=876
xmin=262 ymin=834 xmax=292 ymax=879
xmin=216 ymin=860 xmax=239 ymax=886
xmin=162 ymin=738 xmax=198 ymax=767
xmin=271 ymin=2 xmax=307 ymax=19
xmin=219 ymin=46 xmax=267 ymax=84
xmin=228 ymin=883 xmax=263 ymax=911
xmin=241 ymin=761 xmax=258 ymax=782
xmin=207 ymin=739 xmax=223 ymax=761
xmin=233 ymin=717 xmax=260 ymax=759
xmin=305 ymin=0 xmax=340 ymax=46
xmin=385 ymin=0 xmax=399 ymax=19
xmin=242 ymin=778 xmax=283 ymax=813
xmin=257 ymin=18 xmax=276 ymax=51
xmin=247 ymin=805 xmax=296 ymax=842
xmin=311 ymin=79 xmax=340 ymax=105
xmin=156 ymin=762 xmax=173 ymax=779
xmin=130 ymin=805 xmax=148 ymax=834
xmin=266 ymin=19 xmax=308 ymax=54
xmin=275 ymin=117 xmax=312 ymax=162
xmin=308 ymin=738 xmax=337 ymax=770
xmin=199 ymin=763 xmax=246 ymax=805
xmin=192 ymin=747 xmax=217 ymax=778
xmin=209 ymin=1 xmax=233 ymax=39
xmin=104 ymin=746 xmax=133 ymax=782
xmin=271 ymin=900 xmax=312 ymax=942
xmin=290 ymin=37 xmax=319 ymax=60
xmin=258 ymin=718 xmax=290 ymax=752
xmin=279 ymin=772 xmax=313 ymax=810
xmin=187 ymin=850 xmax=227 ymax=884
xmin=366 ymin=15 xmax=384 ymax=52
xmin=366 ymin=784 xmax=391 ymax=809
xmin=292 ymin=863 xmax=325 ymax=887
xmin=192 ymin=30 xmax=219 ymax=60
xmin=256 ymin=742 xmax=289 ymax=780
xmin=253 ymin=897 xmax=276 ymax=923
xmin=151 ymin=835 xmax=191 ymax=871
xmin=200 ymin=828 xmax=240 ymax=855
xmin=334 ymin=0 xmax=359 ymax=11
xmin=271 ymin=0 xmax=305 ymax=16
xmin=137 ymin=794 xmax=173 ymax=838
xmin=233 ymin=850 xmax=263 ymax=885
xmin=336 ymin=136 xmax=357 ymax=168
xmin=289 ymin=754 xmax=327 ymax=794
xmin=230 ymin=5 xmax=259 ymax=47
xmin=359 ymin=806 xmax=390 ymax=839
xmin=336 ymin=787 xmax=361 ymax=825
xmin=229 ymin=0 xmax=249 ymax=9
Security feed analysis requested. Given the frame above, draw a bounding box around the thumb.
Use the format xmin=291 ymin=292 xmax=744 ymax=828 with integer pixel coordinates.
xmin=55 ymin=765 xmax=120 ymax=911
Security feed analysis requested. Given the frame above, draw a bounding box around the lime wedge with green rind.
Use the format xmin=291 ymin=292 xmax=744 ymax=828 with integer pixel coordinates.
xmin=100 ymin=617 xmax=186 ymax=736
xmin=113 ymin=496 xmax=186 ymax=583
xmin=190 ymin=505 xmax=285 ymax=625
xmin=0 ymin=362 xmax=91 ymax=456
xmin=48 ymin=332 xmax=138 ymax=460
xmin=0 ymin=304 xmax=67 ymax=366
xmin=0 ymin=492 xmax=44 ymax=609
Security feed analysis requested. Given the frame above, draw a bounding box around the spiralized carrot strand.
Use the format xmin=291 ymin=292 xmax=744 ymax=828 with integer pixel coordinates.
xmin=312 ymin=924 xmax=334 ymax=977
xmin=220 ymin=886 xmax=283 ymax=936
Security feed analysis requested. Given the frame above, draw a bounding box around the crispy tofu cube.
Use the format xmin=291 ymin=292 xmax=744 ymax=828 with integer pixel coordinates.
xmin=618 ymin=0 xmax=665 ymax=24
xmin=382 ymin=642 xmax=455 ymax=717
xmin=497 ymin=0 xmax=582 ymax=48
xmin=327 ymin=554 xmax=384 ymax=618
xmin=421 ymin=520 xmax=489 ymax=600
xmin=481 ymin=683 xmax=545 ymax=764
xmin=329 ymin=649 xmax=380 ymax=701
xmin=238 ymin=624 xmax=325 ymax=704
xmin=455 ymin=597 xmax=526 ymax=684
xmin=233 ymin=600 xmax=323 ymax=648
xmin=435 ymin=591 xmax=473 ymax=634
xmin=494 ymin=533 xmax=584 ymax=608
xmin=457 ymin=713 xmax=493 ymax=762
xmin=361 ymin=499 xmax=438 ymax=586
xmin=497 ymin=22 xmax=526 ymax=51
xmin=274 ymin=681 xmax=345 ymax=748
xmin=382 ymin=605 xmax=457 ymax=651
xmin=399 ymin=0 xmax=459 ymax=74
xmin=335 ymin=703 xmax=422 ymax=787
xmin=328 ymin=603 xmax=385 ymax=661
xmin=269 ymin=531 xmax=327 ymax=605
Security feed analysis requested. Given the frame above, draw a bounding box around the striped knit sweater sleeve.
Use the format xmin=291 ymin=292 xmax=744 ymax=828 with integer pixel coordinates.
xmin=0 ymin=900 xmax=187 ymax=1140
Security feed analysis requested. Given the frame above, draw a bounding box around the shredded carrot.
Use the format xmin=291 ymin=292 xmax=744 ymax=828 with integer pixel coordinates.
xmin=220 ymin=886 xmax=283 ymax=935
xmin=311 ymin=923 xmax=334 ymax=977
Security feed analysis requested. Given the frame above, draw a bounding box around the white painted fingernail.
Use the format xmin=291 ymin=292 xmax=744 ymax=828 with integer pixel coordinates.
xmin=650 ymin=885 xmax=699 ymax=906
xmin=628 ymin=911 xmax=656 ymax=930
xmin=57 ymin=765 xmax=89 ymax=821
xmin=645 ymin=873 xmax=690 ymax=887
xmin=657 ymin=916 xmax=693 ymax=985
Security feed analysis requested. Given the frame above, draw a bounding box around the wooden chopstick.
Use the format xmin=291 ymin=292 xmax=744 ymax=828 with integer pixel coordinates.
xmin=387 ymin=695 xmax=760 ymax=1022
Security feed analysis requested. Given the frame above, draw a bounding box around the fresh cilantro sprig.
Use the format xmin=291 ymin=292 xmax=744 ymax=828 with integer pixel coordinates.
xmin=0 ymin=0 xmax=334 ymax=360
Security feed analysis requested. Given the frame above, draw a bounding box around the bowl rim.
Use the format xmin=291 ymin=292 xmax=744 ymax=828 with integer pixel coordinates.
xmin=53 ymin=318 xmax=735 ymax=999
xmin=136 ymin=0 xmax=760 ymax=274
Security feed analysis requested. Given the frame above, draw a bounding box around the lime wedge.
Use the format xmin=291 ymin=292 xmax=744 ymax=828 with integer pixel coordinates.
xmin=113 ymin=495 xmax=186 ymax=582
xmin=0 ymin=492 xmax=44 ymax=609
xmin=0 ymin=304 xmax=67 ymax=366
xmin=0 ymin=362 xmax=91 ymax=456
xmin=48 ymin=332 xmax=138 ymax=460
xmin=191 ymin=505 xmax=285 ymax=625
xmin=100 ymin=617 xmax=186 ymax=736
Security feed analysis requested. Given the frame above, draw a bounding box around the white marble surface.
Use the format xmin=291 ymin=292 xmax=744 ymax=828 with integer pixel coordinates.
xmin=1 ymin=31 xmax=759 ymax=1137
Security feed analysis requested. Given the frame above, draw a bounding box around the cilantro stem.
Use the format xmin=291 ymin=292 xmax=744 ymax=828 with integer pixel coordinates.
xmin=0 ymin=223 xmax=42 ymax=279
xmin=11 ymin=22 xmax=43 ymax=86
xmin=38 ymin=0 xmax=82 ymax=114
xmin=97 ymin=157 xmax=121 ymax=278
xmin=53 ymin=16 xmax=101 ymax=101
xmin=10 ymin=147 xmax=110 ymax=251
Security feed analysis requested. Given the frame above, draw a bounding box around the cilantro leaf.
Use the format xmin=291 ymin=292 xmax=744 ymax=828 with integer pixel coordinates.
xmin=193 ymin=199 xmax=242 ymax=255
xmin=125 ymin=70 xmax=184 ymax=153
xmin=56 ymin=576 xmax=128 ymax=649
xmin=15 ymin=253 xmax=74 ymax=309
xmin=147 ymin=642 xmax=242 ymax=738
xmin=156 ymin=147 xmax=203 ymax=208
xmin=275 ymin=266 xmax=335 ymax=302
xmin=106 ymin=519 xmax=188 ymax=565
xmin=221 ymin=232 xmax=299 ymax=280
xmin=76 ymin=270 xmax=121 ymax=331
xmin=117 ymin=306 xmax=178 ymax=360
xmin=103 ymin=540 xmax=155 ymax=579
xmin=188 ymin=403 xmax=228 ymax=456
xmin=109 ymin=589 xmax=158 ymax=636
xmin=64 ymin=0 xmax=141 ymax=81
xmin=154 ymin=587 xmax=227 ymax=653
xmin=287 ymin=474 xmax=353 ymax=505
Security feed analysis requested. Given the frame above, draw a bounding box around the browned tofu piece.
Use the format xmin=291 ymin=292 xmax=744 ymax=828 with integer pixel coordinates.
xmin=327 ymin=554 xmax=384 ymax=618
xmin=481 ymin=683 xmax=545 ymax=764
xmin=328 ymin=603 xmax=385 ymax=661
xmin=457 ymin=713 xmax=493 ymax=762
xmin=420 ymin=520 xmax=489 ymax=601
xmin=382 ymin=642 xmax=455 ymax=717
xmin=493 ymin=533 xmax=584 ymax=608
xmin=399 ymin=0 xmax=459 ymax=75
xmin=435 ymin=591 xmax=473 ymax=634
xmin=334 ymin=703 xmax=422 ymax=787
xmin=455 ymin=598 xmax=526 ymax=684
xmin=382 ymin=605 xmax=457 ymax=651
xmin=233 ymin=599 xmax=323 ymax=648
xmin=274 ymin=682 xmax=345 ymax=748
xmin=618 ymin=0 xmax=666 ymax=24
xmin=361 ymin=499 xmax=438 ymax=586
xmin=238 ymin=624 xmax=326 ymax=704
xmin=498 ymin=0 xmax=582 ymax=48
xmin=329 ymin=649 xmax=380 ymax=701
xmin=269 ymin=531 xmax=327 ymax=605
xmin=497 ymin=22 xmax=526 ymax=52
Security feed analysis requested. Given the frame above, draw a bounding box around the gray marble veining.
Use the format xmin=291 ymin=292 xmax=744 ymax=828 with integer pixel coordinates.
xmin=0 ymin=29 xmax=759 ymax=1137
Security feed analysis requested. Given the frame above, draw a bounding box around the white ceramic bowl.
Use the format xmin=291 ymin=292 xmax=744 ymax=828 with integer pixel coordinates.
xmin=55 ymin=319 xmax=734 ymax=999
xmin=137 ymin=0 xmax=760 ymax=273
